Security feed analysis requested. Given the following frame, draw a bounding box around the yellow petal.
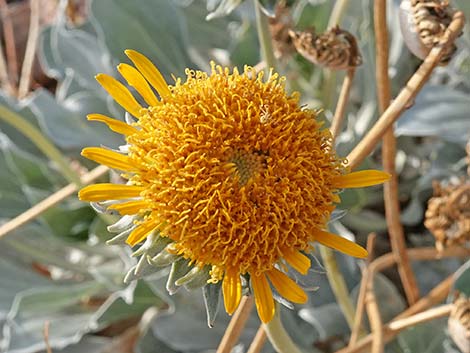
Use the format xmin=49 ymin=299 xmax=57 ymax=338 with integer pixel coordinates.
xmin=282 ymin=249 xmax=311 ymax=275
xmin=312 ymin=229 xmax=368 ymax=258
xmin=222 ymin=268 xmax=242 ymax=315
xmin=87 ymin=114 xmax=137 ymax=136
xmin=96 ymin=73 xmax=142 ymax=118
xmin=266 ymin=269 xmax=307 ymax=304
xmin=118 ymin=63 xmax=160 ymax=106
xmin=126 ymin=220 xmax=158 ymax=246
xmin=251 ymin=273 xmax=275 ymax=323
xmin=125 ymin=50 xmax=171 ymax=99
xmin=79 ymin=183 xmax=144 ymax=201
xmin=108 ymin=200 xmax=150 ymax=215
xmin=81 ymin=147 xmax=135 ymax=171
xmin=332 ymin=170 xmax=391 ymax=189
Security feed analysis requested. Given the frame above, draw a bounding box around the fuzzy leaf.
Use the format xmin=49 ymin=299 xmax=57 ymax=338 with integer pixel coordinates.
xmin=396 ymin=86 xmax=470 ymax=145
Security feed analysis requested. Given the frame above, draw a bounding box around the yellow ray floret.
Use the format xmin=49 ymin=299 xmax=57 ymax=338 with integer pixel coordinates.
xmin=108 ymin=200 xmax=151 ymax=215
xmin=87 ymin=114 xmax=138 ymax=136
xmin=222 ymin=268 xmax=242 ymax=315
xmin=282 ymin=249 xmax=311 ymax=275
xmin=266 ymin=269 xmax=307 ymax=304
xmin=117 ymin=63 xmax=160 ymax=106
xmin=332 ymin=170 xmax=391 ymax=189
xmin=126 ymin=219 xmax=159 ymax=245
xmin=81 ymin=147 xmax=137 ymax=172
xmin=95 ymin=73 xmax=142 ymax=118
xmin=312 ymin=229 xmax=368 ymax=258
xmin=125 ymin=50 xmax=171 ymax=99
xmin=251 ymin=273 xmax=275 ymax=323
xmin=79 ymin=183 xmax=144 ymax=201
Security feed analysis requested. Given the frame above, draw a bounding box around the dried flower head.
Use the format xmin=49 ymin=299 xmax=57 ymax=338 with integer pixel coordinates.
xmin=289 ymin=26 xmax=362 ymax=70
xmin=268 ymin=2 xmax=295 ymax=59
xmin=448 ymin=292 xmax=470 ymax=353
xmin=399 ymin=0 xmax=460 ymax=64
xmin=79 ymin=51 xmax=389 ymax=323
xmin=424 ymin=178 xmax=470 ymax=251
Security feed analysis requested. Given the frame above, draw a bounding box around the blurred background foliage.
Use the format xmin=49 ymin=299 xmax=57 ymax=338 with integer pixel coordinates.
xmin=0 ymin=0 xmax=469 ymax=352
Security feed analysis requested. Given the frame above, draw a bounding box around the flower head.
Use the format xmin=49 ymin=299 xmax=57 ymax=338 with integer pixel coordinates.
xmin=79 ymin=50 xmax=389 ymax=323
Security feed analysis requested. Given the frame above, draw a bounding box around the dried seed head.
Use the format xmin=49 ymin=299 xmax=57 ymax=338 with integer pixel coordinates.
xmin=424 ymin=178 xmax=470 ymax=251
xmin=448 ymin=293 xmax=470 ymax=353
xmin=399 ymin=0 xmax=461 ymax=65
xmin=268 ymin=2 xmax=295 ymax=59
xmin=289 ymin=26 xmax=362 ymax=70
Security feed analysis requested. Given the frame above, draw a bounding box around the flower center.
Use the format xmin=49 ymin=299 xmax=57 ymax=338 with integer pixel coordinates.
xmin=230 ymin=149 xmax=267 ymax=185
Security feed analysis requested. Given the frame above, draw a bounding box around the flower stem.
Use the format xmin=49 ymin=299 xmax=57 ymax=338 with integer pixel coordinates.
xmin=254 ymin=0 xmax=277 ymax=73
xmin=319 ymin=245 xmax=356 ymax=330
xmin=374 ymin=0 xmax=419 ymax=306
xmin=264 ymin=303 xmax=303 ymax=353
xmin=0 ymin=104 xmax=82 ymax=185
xmin=323 ymin=47 xmax=359 ymax=334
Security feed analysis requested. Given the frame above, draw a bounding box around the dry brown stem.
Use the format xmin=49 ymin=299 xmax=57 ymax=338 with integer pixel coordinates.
xmin=0 ymin=0 xmax=18 ymax=84
xmin=216 ymin=296 xmax=254 ymax=353
xmin=43 ymin=321 xmax=52 ymax=353
xmin=349 ymin=233 xmax=376 ymax=346
xmin=322 ymin=65 xmax=360 ymax=334
xmin=346 ymin=10 xmax=465 ymax=169
xmin=246 ymin=324 xmax=267 ymax=353
xmin=0 ymin=165 xmax=108 ymax=238
xmin=0 ymin=38 xmax=11 ymax=93
xmin=336 ymin=246 xmax=470 ymax=353
xmin=365 ymin=280 xmax=383 ymax=353
xmin=18 ymin=0 xmax=40 ymax=98
xmin=375 ymin=0 xmax=420 ymax=307
xmin=388 ymin=303 xmax=452 ymax=331
xmin=330 ymin=68 xmax=356 ymax=139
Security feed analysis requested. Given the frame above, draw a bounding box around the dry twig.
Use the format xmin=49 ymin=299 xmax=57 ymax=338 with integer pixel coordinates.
xmin=0 ymin=165 xmax=108 ymax=239
xmin=336 ymin=247 xmax=470 ymax=353
xmin=349 ymin=233 xmax=376 ymax=346
xmin=330 ymin=68 xmax=356 ymax=139
xmin=246 ymin=325 xmax=267 ymax=353
xmin=43 ymin=321 xmax=52 ymax=353
xmin=0 ymin=0 xmax=18 ymax=84
xmin=18 ymin=0 xmax=40 ymax=98
xmin=388 ymin=303 xmax=452 ymax=331
xmin=216 ymin=296 xmax=254 ymax=353
xmin=375 ymin=0 xmax=420 ymax=307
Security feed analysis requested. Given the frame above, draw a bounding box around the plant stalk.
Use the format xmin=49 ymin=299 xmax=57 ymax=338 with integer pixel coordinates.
xmin=319 ymin=245 xmax=356 ymax=330
xmin=254 ymin=0 xmax=277 ymax=73
xmin=374 ymin=0 xmax=420 ymax=306
xmin=264 ymin=303 xmax=303 ymax=353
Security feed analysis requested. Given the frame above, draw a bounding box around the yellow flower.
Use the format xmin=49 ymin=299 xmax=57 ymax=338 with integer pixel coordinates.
xmin=79 ymin=50 xmax=389 ymax=323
